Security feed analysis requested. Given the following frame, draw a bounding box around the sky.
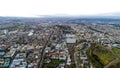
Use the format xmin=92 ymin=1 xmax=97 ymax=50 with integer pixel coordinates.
xmin=0 ymin=0 xmax=120 ymax=17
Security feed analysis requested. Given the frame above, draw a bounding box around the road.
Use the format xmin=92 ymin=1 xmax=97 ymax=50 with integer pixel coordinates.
xmin=74 ymin=52 xmax=81 ymax=68
xmin=38 ymin=31 xmax=54 ymax=68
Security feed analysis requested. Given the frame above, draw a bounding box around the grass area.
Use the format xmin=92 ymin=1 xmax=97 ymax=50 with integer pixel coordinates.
xmin=75 ymin=47 xmax=79 ymax=52
xmin=86 ymin=43 xmax=117 ymax=68
xmin=96 ymin=50 xmax=116 ymax=65
xmin=87 ymin=47 xmax=104 ymax=67
xmin=44 ymin=59 xmax=65 ymax=68
xmin=17 ymin=24 xmax=25 ymax=29
xmin=9 ymin=24 xmax=25 ymax=30
xmin=112 ymin=47 xmax=120 ymax=58
xmin=70 ymin=64 xmax=76 ymax=68
xmin=105 ymin=58 xmax=120 ymax=68
xmin=0 ymin=30 xmax=3 ymax=33
xmin=51 ymin=59 xmax=65 ymax=64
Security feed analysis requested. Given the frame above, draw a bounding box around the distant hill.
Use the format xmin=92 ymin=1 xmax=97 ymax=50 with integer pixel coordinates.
xmin=0 ymin=14 xmax=120 ymax=24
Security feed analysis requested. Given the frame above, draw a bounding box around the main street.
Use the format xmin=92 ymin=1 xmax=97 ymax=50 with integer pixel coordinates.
xmin=38 ymin=30 xmax=54 ymax=68
xmin=74 ymin=52 xmax=81 ymax=68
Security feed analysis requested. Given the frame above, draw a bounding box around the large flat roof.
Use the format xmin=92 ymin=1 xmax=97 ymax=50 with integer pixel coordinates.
xmin=66 ymin=38 xmax=76 ymax=43
xmin=66 ymin=34 xmax=75 ymax=38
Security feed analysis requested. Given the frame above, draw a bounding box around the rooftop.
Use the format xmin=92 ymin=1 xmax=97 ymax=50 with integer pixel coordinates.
xmin=66 ymin=38 xmax=76 ymax=44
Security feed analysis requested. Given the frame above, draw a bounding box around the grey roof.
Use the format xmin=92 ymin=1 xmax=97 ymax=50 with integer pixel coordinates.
xmin=66 ymin=38 xmax=76 ymax=43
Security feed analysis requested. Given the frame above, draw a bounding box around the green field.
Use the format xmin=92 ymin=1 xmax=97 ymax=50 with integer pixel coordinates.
xmin=86 ymin=43 xmax=120 ymax=68
xmin=9 ymin=24 xmax=25 ymax=30
xmin=112 ymin=47 xmax=120 ymax=58
xmin=44 ymin=59 xmax=65 ymax=68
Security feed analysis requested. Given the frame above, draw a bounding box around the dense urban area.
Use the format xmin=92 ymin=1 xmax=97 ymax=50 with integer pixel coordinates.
xmin=0 ymin=17 xmax=120 ymax=68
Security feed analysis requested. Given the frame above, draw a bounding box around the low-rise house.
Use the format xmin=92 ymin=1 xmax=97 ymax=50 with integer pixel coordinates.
xmin=0 ymin=45 xmax=9 ymax=51
xmin=27 ymin=50 xmax=40 ymax=68
xmin=0 ymin=58 xmax=11 ymax=68
xmin=8 ymin=30 xmax=18 ymax=35
xmin=0 ymin=58 xmax=4 ymax=67
xmin=44 ymin=58 xmax=51 ymax=63
xmin=4 ymin=50 xmax=17 ymax=59
xmin=51 ymin=51 xmax=59 ymax=59
xmin=45 ymin=47 xmax=51 ymax=53
xmin=15 ymin=53 xmax=26 ymax=59
xmin=0 ymin=51 xmax=5 ymax=56
xmin=56 ymin=44 xmax=61 ymax=50
xmin=3 ymin=58 xmax=10 ymax=68
xmin=59 ymin=51 xmax=67 ymax=60
xmin=67 ymin=55 xmax=71 ymax=66
xmin=10 ymin=52 xmax=27 ymax=68
xmin=10 ymin=59 xmax=27 ymax=68
xmin=57 ymin=63 xmax=65 ymax=68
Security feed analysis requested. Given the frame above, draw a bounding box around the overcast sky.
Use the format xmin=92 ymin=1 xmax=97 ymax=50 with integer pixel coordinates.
xmin=0 ymin=0 xmax=120 ymax=17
